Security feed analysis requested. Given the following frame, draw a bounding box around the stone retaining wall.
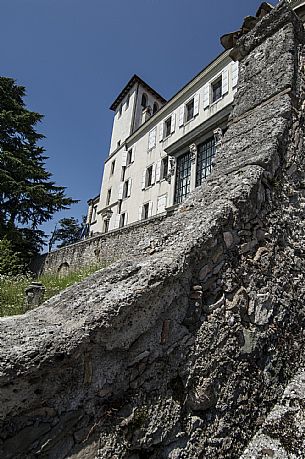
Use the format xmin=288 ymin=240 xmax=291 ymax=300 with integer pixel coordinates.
xmin=0 ymin=3 xmax=304 ymax=459
xmin=32 ymin=215 xmax=167 ymax=275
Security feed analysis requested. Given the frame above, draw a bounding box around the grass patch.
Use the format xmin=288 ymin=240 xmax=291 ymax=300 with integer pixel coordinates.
xmin=0 ymin=263 xmax=106 ymax=318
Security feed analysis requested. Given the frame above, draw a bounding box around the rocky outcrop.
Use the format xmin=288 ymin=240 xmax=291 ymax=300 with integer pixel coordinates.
xmin=0 ymin=2 xmax=304 ymax=458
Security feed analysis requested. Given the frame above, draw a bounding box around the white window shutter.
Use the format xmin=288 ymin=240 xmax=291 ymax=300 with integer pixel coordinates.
xmin=127 ymin=178 xmax=132 ymax=197
xmin=141 ymin=170 xmax=146 ymax=190
xmin=121 ymin=151 xmax=127 ymax=167
xmin=178 ymin=105 xmax=184 ymax=127
xmin=115 ymin=214 xmax=120 ymax=228
xmin=148 ymin=131 xmax=153 ymax=150
xmin=148 ymin=128 xmax=156 ymax=149
xmin=131 ymin=147 xmax=135 ymax=163
xmin=157 ymin=194 xmax=167 ymax=214
xmin=152 ymin=163 xmax=156 ymax=184
xmin=148 ymin=201 xmax=153 ymax=217
xmin=203 ymin=83 xmax=210 ymax=109
xmin=222 ymin=68 xmax=229 ymax=95
xmin=125 ymin=212 xmax=128 ymax=225
xmin=152 ymin=128 xmax=156 ymax=148
xmin=155 ymin=159 xmax=161 ymax=182
xmin=231 ymin=61 xmax=239 ymax=88
xmin=138 ymin=205 xmax=143 ymax=221
xmin=194 ymin=92 xmax=200 ymax=116
xmin=159 ymin=122 xmax=164 ymax=142
xmin=171 ymin=113 xmax=176 ymax=133
xmin=118 ymin=183 xmax=123 ymax=200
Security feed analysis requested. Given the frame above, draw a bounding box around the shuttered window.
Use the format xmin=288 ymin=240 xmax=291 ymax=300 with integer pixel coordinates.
xmin=212 ymin=78 xmax=222 ymax=103
xmin=160 ymin=157 xmax=168 ymax=180
xmin=185 ymin=99 xmax=194 ymax=122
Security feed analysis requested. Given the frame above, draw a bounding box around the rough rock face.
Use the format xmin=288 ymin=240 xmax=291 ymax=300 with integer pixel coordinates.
xmin=0 ymin=2 xmax=304 ymax=458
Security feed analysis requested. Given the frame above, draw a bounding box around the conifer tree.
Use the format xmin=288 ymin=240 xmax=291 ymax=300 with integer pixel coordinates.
xmin=0 ymin=77 xmax=76 ymax=258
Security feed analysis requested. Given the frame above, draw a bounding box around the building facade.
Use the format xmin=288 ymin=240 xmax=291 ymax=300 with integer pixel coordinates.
xmin=87 ymin=1 xmax=305 ymax=235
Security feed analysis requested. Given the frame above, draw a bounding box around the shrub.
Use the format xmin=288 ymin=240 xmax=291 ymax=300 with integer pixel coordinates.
xmin=0 ymin=238 xmax=24 ymax=275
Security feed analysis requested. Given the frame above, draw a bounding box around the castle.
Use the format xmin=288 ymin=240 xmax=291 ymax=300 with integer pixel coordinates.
xmin=87 ymin=0 xmax=305 ymax=236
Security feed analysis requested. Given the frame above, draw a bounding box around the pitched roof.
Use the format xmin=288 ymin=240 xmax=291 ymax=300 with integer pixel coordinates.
xmin=109 ymin=74 xmax=167 ymax=111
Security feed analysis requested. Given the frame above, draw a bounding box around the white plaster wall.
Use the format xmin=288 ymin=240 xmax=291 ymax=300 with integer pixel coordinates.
xmin=110 ymin=88 xmax=137 ymax=153
xmin=93 ymin=52 xmax=238 ymax=233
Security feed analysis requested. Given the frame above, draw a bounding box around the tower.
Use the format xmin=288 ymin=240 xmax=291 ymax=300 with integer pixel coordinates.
xmin=108 ymin=75 xmax=166 ymax=155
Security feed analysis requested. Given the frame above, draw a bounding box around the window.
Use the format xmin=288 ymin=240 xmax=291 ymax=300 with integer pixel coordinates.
xmin=117 ymin=200 xmax=122 ymax=214
xmin=196 ymin=137 xmax=216 ymax=186
xmin=153 ymin=102 xmax=159 ymax=114
xmin=126 ymin=149 xmax=133 ymax=166
xmin=212 ymin=77 xmax=222 ymax=103
xmin=110 ymin=160 xmax=115 ymax=175
xmin=106 ymin=188 xmax=111 ymax=205
xmin=92 ymin=206 xmax=97 ymax=222
xmin=118 ymin=104 xmax=122 ymax=118
xmin=141 ymin=93 xmax=147 ymax=109
xmin=174 ymin=152 xmax=192 ymax=204
xmin=160 ymin=157 xmax=168 ymax=180
xmin=146 ymin=165 xmax=153 ymax=187
xmin=103 ymin=219 xmax=109 ymax=233
xmin=164 ymin=117 xmax=171 ymax=138
xmin=122 ymin=180 xmax=129 ymax=199
xmin=185 ymin=99 xmax=194 ymax=122
xmin=125 ymin=94 xmax=130 ymax=110
xmin=143 ymin=203 xmax=149 ymax=220
xmin=117 ymin=140 xmax=121 ymax=148
xmin=119 ymin=213 xmax=126 ymax=228
xmin=121 ymin=166 xmax=126 ymax=181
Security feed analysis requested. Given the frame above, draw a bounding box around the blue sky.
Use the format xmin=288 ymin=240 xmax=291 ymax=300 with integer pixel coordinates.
xmin=0 ymin=0 xmax=275 ymax=242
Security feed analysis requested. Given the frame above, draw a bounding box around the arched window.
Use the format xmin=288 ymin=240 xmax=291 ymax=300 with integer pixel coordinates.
xmin=141 ymin=93 xmax=147 ymax=109
xmin=153 ymin=102 xmax=159 ymax=114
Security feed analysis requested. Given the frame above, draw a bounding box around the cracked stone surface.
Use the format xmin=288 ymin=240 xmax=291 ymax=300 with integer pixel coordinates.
xmin=0 ymin=2 xmax=304 ymax=458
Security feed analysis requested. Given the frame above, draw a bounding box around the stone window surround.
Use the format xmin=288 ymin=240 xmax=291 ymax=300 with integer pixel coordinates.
xmin=168 ymin=117 xmax=228 ymax=207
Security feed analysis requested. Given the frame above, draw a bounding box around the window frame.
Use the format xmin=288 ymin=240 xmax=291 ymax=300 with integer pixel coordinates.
xmin=153 ymin=102 xmax=159 ymax=114
xmin=160 ymin=156 xmax=169 ymax=180
xmin=119 ymin=212 xmax=126 ymax=228
xmin=141 ymin=93 xmax=148 ymax=109
xmin=174 ymin=151 xmax=192 ymax=204
xmin=106 ymin=188 xmax=112 ymax=206
xmin=146 ymin=165 xmax=153 ymax=188
xmin=185 ymin=98 xmax=195 ymax=123
xmin=142 ymin=202 xmax=150 ymax=220
xmin=110 ymin=160 xmax=115 ymax=176
xmin=211 ymin=76 xmax=222 ymax=104
xmin=164 ymin=117 xmax=172 ymax=139
xmin=195 ymin=137 xmax=216 ymax=187
xmin=122 ymin=180 xmax=129 ymax=199
xmin=126 ymin=149 xmax=133 ymax=166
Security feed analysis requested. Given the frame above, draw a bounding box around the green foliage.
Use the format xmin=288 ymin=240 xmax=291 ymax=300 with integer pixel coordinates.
xmin=51 ymin=216 xmax=86 ymax=249
xmin=0 ymin=238 xmax=24 ymax=275
xmin=0 ymin=76 xmax=77 ymax=259
xmin=0 ymin=262 xmax=106 ymax=317
xmin=0 ymin=274 xmax=30 ymax=316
